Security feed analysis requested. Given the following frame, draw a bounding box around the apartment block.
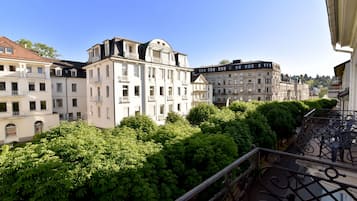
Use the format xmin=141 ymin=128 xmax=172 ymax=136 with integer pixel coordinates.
xmin=85 ymin=37 xmax=192 ymax=128
xmin=50 ymin=60 xmax=87 ymax=121
xmin=0 ymin=36 xmax=59 ymax=144
xmin=194 ymin=60 xmax=309 ymax=105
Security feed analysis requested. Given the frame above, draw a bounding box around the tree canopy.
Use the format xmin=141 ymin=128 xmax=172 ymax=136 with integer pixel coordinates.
xmin=17 ymin=38 xmax=59 ymax=58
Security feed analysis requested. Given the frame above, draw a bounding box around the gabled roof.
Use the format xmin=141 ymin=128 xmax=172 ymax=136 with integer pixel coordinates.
xmin=0 ymin=36 xmax=51 ymax=63
xmin=192 ymin=74 xmax=209 ymax=84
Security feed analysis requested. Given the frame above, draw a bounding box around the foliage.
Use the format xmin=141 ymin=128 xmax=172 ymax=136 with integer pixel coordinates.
xmin=17 ymin=38 xmax=59 ymax=58
xmin=165 ymin=112 xmax=188 ymax=124
xmin=229 ymin=101 xmax=256 ymax=113
xmin=119 ymin=114 xmax=158 ymax=140
xmin=186 ymin=103 xmax=218 ymax=126
xmin=219 ymin=59 xmax=230 ymax=64
xmin=244 ymin=111 xmax=277 ymax=149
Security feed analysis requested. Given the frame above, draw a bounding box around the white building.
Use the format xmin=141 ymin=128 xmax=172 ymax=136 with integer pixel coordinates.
xmin=326 ymin=0 xmax=357 ymax=111
xmin=0 ymin=36 xmax=59 ymax=144
xmin=50 ymin=60 xmax=87 ymax=121
xmin=191 ymin=74 xmax=213 ymax=107
xmin=85 ymin=37 xmax=192 ymax=128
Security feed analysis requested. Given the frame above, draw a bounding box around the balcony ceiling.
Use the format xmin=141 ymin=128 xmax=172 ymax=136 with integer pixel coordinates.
xmin=326 ymin=0 xmax=357 ymax=48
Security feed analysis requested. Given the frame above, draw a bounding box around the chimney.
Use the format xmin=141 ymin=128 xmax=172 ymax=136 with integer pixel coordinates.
xmin=232 ymin=59 xmax=241 ymax=64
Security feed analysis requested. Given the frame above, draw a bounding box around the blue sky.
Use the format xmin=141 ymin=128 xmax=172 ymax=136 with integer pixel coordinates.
xmin=0 ymin=0 xmax=350 ymax=76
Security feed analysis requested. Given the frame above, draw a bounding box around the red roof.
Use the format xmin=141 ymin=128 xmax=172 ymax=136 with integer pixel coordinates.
xmin=0 ymin=36 xmax=51 ymax=63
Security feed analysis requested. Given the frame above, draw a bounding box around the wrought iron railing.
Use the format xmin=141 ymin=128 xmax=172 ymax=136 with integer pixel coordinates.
xmin=297 ymin=109 xmax=357 ymax=166
xmin=176 ymin=147 xmax=357 ymax=201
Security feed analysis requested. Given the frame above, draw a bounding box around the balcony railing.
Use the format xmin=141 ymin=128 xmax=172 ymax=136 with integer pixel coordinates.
xmin=119 ymin=96 xmax=130 ymax=103
xmin=12 ymin=111 xmax=20 ymax=116
xmin=177 ymin=109 xmax=357 ymax=201
xmin=118 ymin=76 xmax=130 ymax=82
xmin=176 ymin=147 xmax=357 ymax=201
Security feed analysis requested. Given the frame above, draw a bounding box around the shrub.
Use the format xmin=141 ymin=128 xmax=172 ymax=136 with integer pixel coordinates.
xmin=229 ymin=101 xmax=256 ymax=113
xmin=165 ymin=112 xmax=188 ymax=124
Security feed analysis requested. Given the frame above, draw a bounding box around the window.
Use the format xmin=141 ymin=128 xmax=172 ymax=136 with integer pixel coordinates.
xmin=94 ymin=47 xmax=99 ymax=57
xmin=122 ymin=64 xmax=128 ymax=76
xmin=71 ymin=70 xmax=76 ymax=77
xmin=37 ymin=67 xmax=43 ymax=74
xmin=27 ymin=66 xmax=32 ymax=73
xmin=169 ymin=104 xmax=173 ymax=112
xmin=168 ymin=70 xmax=173 ymax=80
xmin=160 ymin=69 xmax=165 ymax=80
xmin=89 ymin=69 xmax=93 ymax=78
xmin=29 ymin=101 xmax=36 ymax=111
xmin=77 ymin=112 xmax=81 ymax=119
xmin=53 ymin=99 xmax=55 ymax=108
xmin=123 ymin=85 xmax=128 ymax=96
xmin=68 ymin=113 xmax=73 ymax=120
xmin=184 ymin=87 xmax=187 ymax=95
xmin=106 ymin=65 xmax=110 ymax=77
xmin=0 ymin=82 xmax=5 ymax=90
xmin=5 ymin=47 xmax=13 ymax=54
xmin=266 ymin=87 xmax=269 ymax=92
xmin=0 ymin=102 xmax=7 ymax=112
xmin=9 ymin=65 xmax=16 ymax=71
xmin=5 ymin=124 xmax=16 ymax=137
xmin=178 ymin=87 xmax=181 ymax=96
xmin=97 ymin=68 xmax=100 ymax=79
xmin=160 ymin=104 xmax=164 ymax=114
xmin=34 ymin=121 xmax=44 ymax=134
xmin=97 ymin=87 xmax=101 ymax=97
xmin=97 ymin=106 xmax=101 ymax=118
xmin=258 ymin=97 xmax=261 ymax=101
xmin=258 ymin=88 xmax=261 ymax=93
xmin=177 ymin=103 xmax=181 ymax=111
xmin=106 ymin=107 xmax=110 ymax=119
xmin=72 ymin=98 xmax=77 ymax=107
xmin=40 ymin=101 xmax=46 ymax=110
xmin=148 ymin=67 xmax=156 ymax=78
xmin=59 ymin=114 xmax=64 ymax=120
xmin=0 ymin=65 xmax=3 ymax=71
xmin=40 ymin=83 xmax=46 ymax=91
xmin=72 ymin=83 xmax=77 ymax=92
xmin=160 ymin=86 xmax=164 ymax=96
xmin=90 ymin=87 xmax=93 ymax=97
xmin=177 ymin=70 xmax=181 ymax=80
xmin=56 ymin=99 xmax=63 ymax=107
xmin=135 ymin=86 xmax=140 ymax=96
xmin=56 ymin=83 xmax=62 ymax=92
xmin=153 ymin=50 xmax=161 ymax=59
xmin=106 ymin=86 xmax=110 ymax=97
xmin=0 ymin=47 xmax=4 ymax=53
xmin=29 ymin=83 xmax=35 ymax=91
xmin=134 ymin=65 xmax=139 ymax=77
xmin=150 ymin=86 xmax=155 ymax=96
xmin=168 ymin=87 xmax=173 ymax=96
xmin=128 ymin=45 xmax=133 ymax=53
xmin=258 ymin=79 xmax=261 ymax=84
xmin=55 ymin=69 xmax=62 ymax=76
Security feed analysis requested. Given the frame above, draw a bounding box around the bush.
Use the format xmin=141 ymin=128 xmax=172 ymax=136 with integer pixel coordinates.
xmin=186 ymin=104 xmax=218 ymax=126
xmin=229 ymin=101 xmax=256 ymax=113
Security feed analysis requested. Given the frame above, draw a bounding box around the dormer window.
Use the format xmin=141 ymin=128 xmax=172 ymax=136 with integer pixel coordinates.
xmin=129 ymin=45 xmax=133 ymax=53
xmin=153 ymin=50 xmax=160 ymax=59
xmin=71 ymin=69 xmax=77 ymax=77
xmin=55 ymin=69 xmax=62 ymax=76
xmin=6 ymin=47 xmax=13 ymax=54
xmin=94 ymin=47 xmax=99 ymax=57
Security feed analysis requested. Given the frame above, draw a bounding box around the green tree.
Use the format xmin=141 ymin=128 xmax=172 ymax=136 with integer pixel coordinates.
xmin=186 ymin=104 xmax=218 ymax=126
xmin=219 ymin=59 xmax=230 ymax=64
xmin=119 ymin=114 xmax=158 ymax=140
xmin=17 ymin=38 xmax=58 ymax=58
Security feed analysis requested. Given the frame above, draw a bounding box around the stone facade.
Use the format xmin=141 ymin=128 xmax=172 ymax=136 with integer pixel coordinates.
xmin=85 ymin=37 xmax=193 ymax=128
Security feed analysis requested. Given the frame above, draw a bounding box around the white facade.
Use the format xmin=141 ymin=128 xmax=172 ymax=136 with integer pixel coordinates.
xmin=0 ymin=36 xmax=59 ymax=144
xmin=51 ymin=60 xmax=87 ymax=121
xmin=191 ymin=74 xmax=213 ymax=107
xmin=85 ymin=38 xmax=192 ymax=128
xmin=326 ymin=0 xmax=357 ymax=111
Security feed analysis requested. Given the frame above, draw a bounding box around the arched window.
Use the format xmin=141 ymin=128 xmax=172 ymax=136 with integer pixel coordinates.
xmin=34 ymin=121 xmax=43 ymax=134
xmin=5 ymin=124 xmax=16 ymax=137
